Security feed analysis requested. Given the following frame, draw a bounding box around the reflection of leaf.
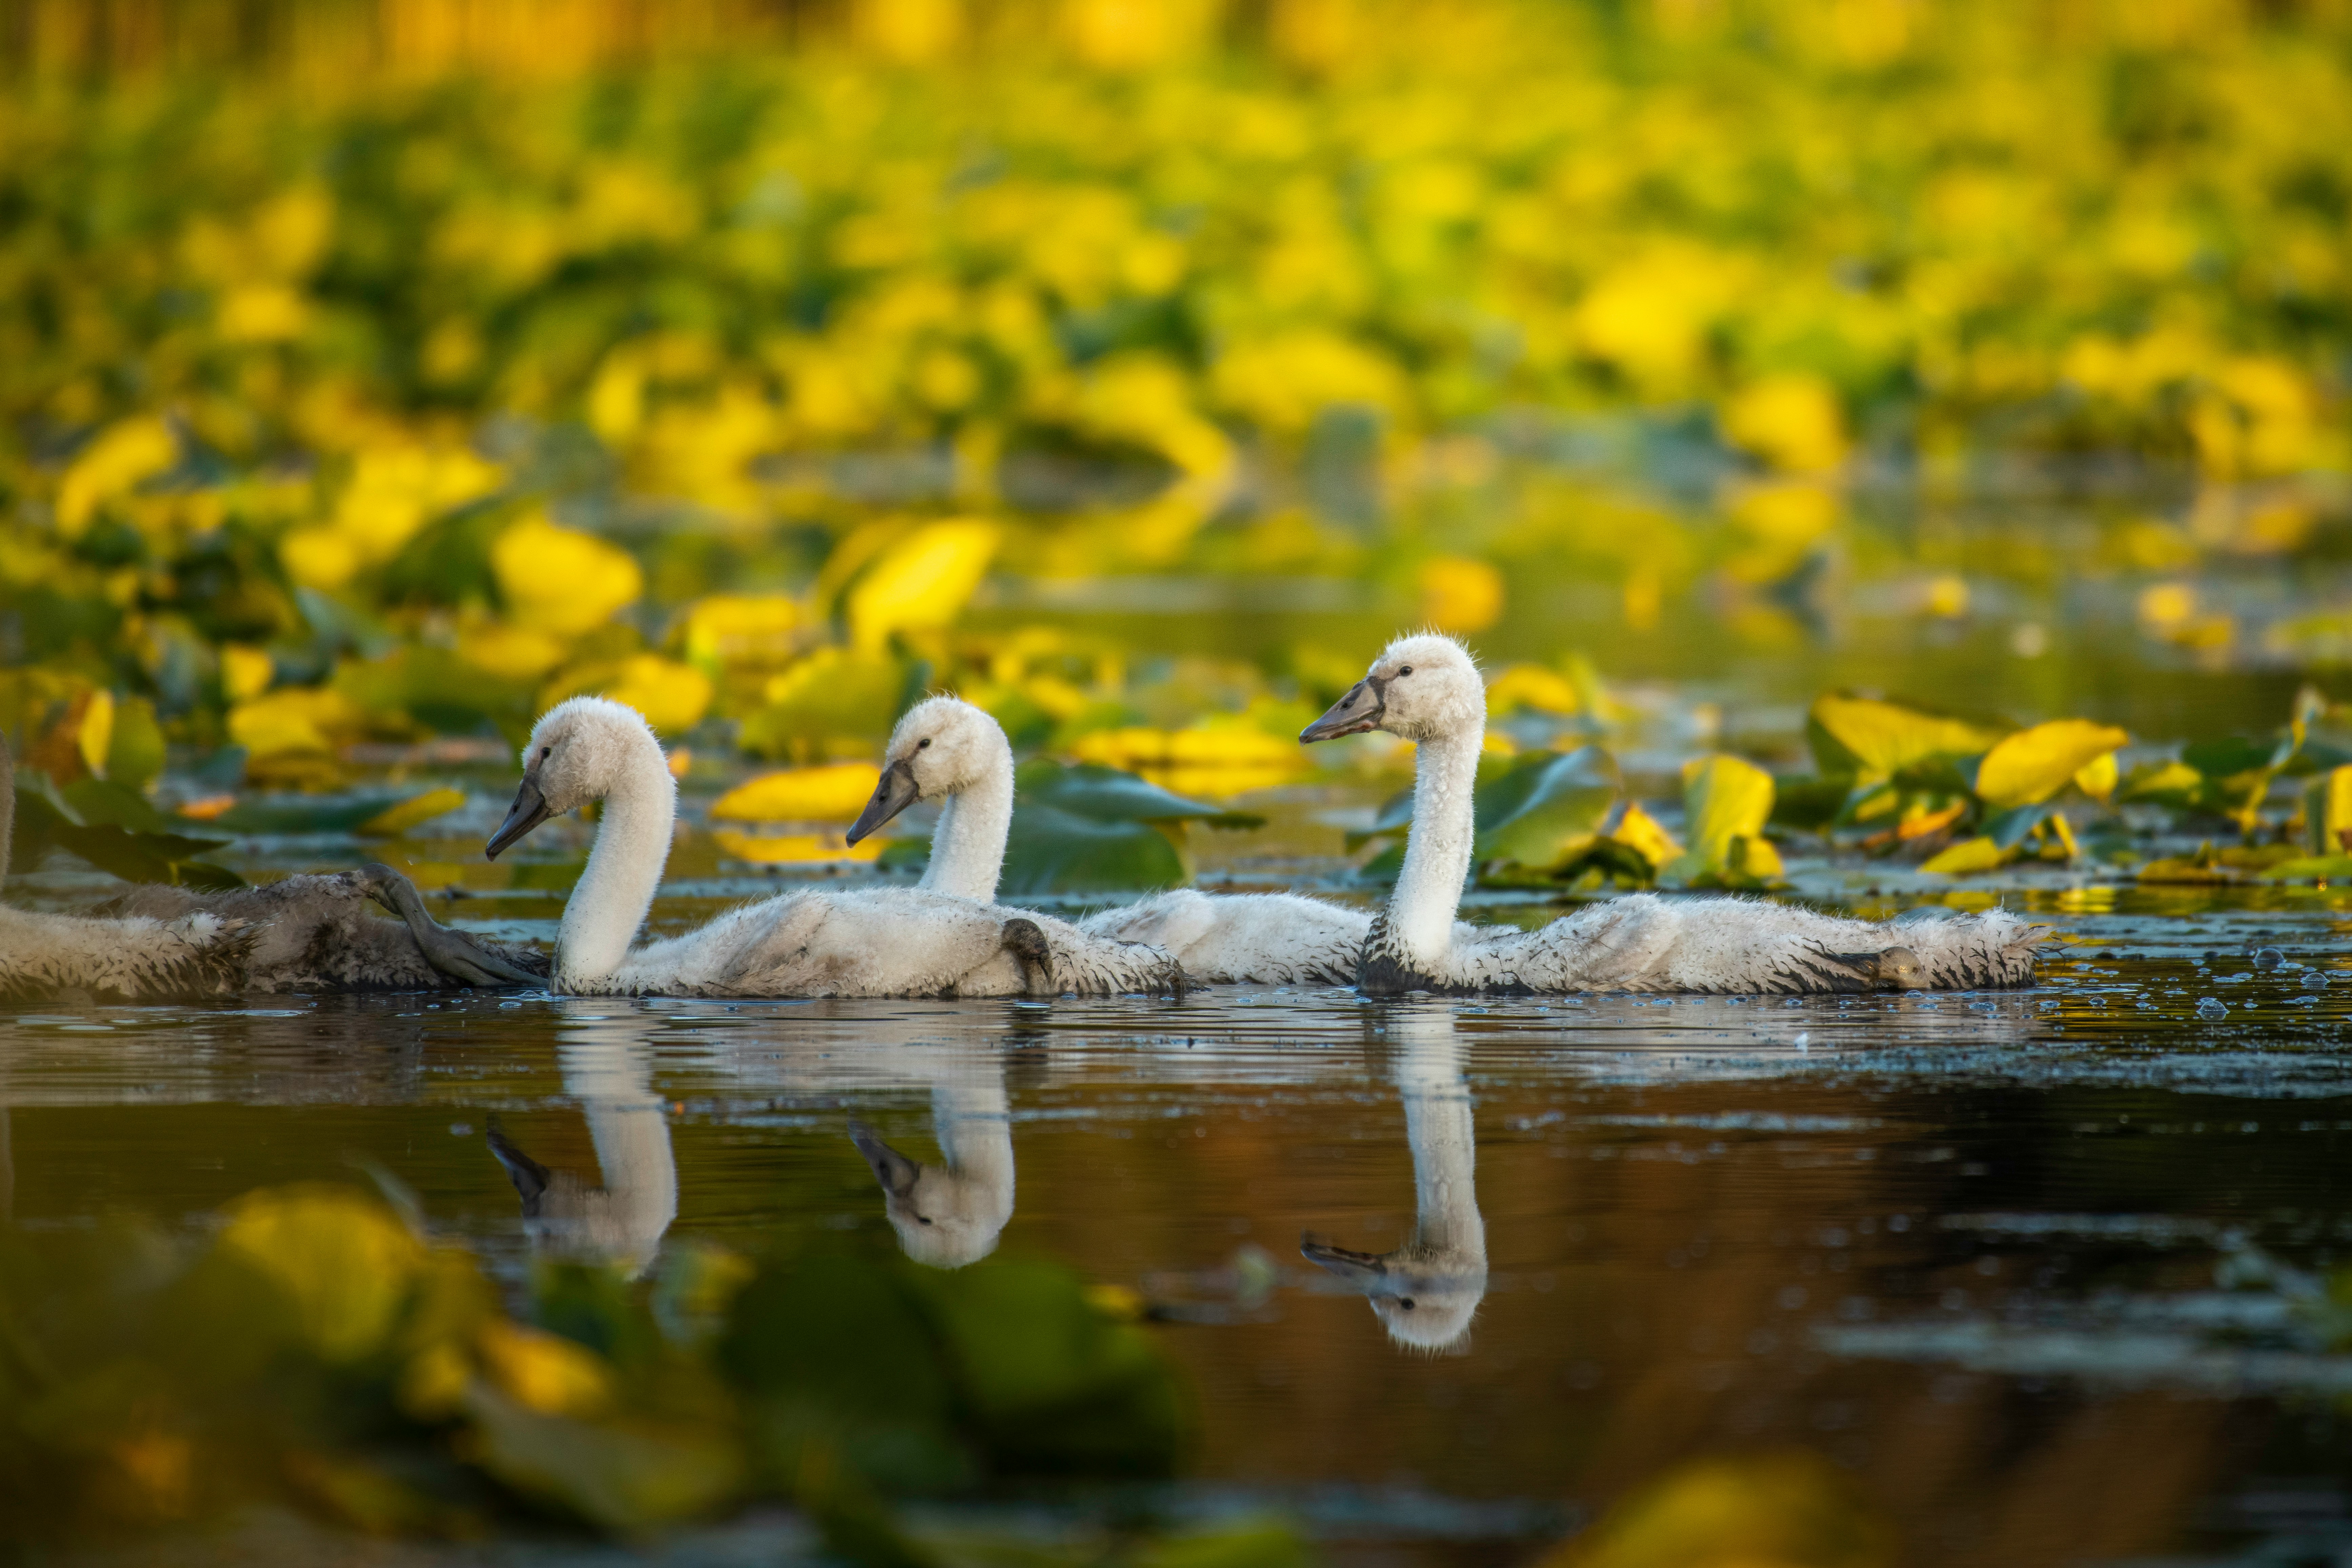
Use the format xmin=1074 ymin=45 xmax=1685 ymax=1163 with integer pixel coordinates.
xmin=1808 ymin=693 xmax=2006 ymax=780
xmin=1973 ymin=719 xmax=2129 ymax=809
xmin=713 ymin=764 xmax=882 ymax=822
xmin=1474 ymin=747 xmax=1620 ymax=871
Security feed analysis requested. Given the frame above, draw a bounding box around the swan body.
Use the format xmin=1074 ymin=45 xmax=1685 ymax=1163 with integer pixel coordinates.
xmin=1077 ymin=889 xmax=1369 ymax=985
xmin=1 ymin=738 xmax=536 ymax=999
xmin=1300 ymin=634 xmax=2045 ymax=996
xmin=849 ymin=695 xmax=1369 ymax=986
xmin=489 ymin=697 xmax=1177 ymax=998
xmin=1304 ymin=1009 xmax=1485 ymax=1350
xmin=848 ymin=1050 xmax=1016 ymax=1269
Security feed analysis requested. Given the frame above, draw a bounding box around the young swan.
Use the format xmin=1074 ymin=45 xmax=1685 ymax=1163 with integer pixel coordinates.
xmin=487 ymin=696 xmax=1178 ymax=998
xmin=0 ymin=737 xmax=537 ymax=999
xmin=847 ymin=695 xmax=1369 ymax=985
xmin=1299 ymin=634 xmax=2045 ymax=996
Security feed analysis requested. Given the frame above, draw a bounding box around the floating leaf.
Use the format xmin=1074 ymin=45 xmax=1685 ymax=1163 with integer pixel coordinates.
xmin=356 ymin=787 xmax=467 ymax=838
xmin=1018 ymin=760 xmax=1262 ymax=828
xmin=1608 ymin=802 xmax=1684 ymax=873
xmin=2307 ymin=766 xmax=2352 ymax=855
xmin=1807 ymin=693 xmax=2006 ymax=781
xmin=463 ymin=1385 xmax=745 ymax=1532
xmin=2073 ymin=751 xmax=2118 ymax=803
xmin=543 ymin=654 xmax=712 ymax=736
xmin=1972 ymin=719 xmax=2129 ymax=809
xmin=217 ymin=791 xmax=423 ymax=833
xmin=847 ymin=520 xmax=999 ymax=652
xmin=742 ymin=649 xmax=910 ymax=758
xmin=491 ymin=514 xmax=643 ymax=636
xmin=713 ymin=764 xmax=883 ymax=823
xmin=1919 ymin=835 xmax=2010 ymax=876
xmin=1474 ymin=747 xmax=1621 ymax=872
xmin=713 ymin=830 xmax=883 ymax=866
xmin=999 ymin=804 xmax=1186 ymax=896
xmin=1666 ymin=754 xmax=1773 ymax=882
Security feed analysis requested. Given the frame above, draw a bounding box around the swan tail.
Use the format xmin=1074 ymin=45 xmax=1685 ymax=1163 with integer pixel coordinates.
xmin=1904 ymin=912 xmax=2050 ymax=990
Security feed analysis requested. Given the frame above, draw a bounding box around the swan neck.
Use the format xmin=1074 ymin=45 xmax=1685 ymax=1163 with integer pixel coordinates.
xmin=932 ymin=1073 xmax=1015 ymax=1201
xmin=919 ymin=743 xmax=1013 ymax=902
xmin=559 ymin=1022 xmax=676 ymax=1273
xmin=556 ymin=743 xmax=677 ymax=987
xmin=1401 ymin=1037 xmax=1482 ymax=1261
xmin=1390 ymin=728 xmax=1482 ymax=964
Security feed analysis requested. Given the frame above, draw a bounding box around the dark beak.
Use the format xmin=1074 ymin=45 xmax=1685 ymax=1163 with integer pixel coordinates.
xmin=1301 ymin=1234 xmax=1390 ymax=1285
xmin=1300 ymin=678 xmax=1386 ymax=743
xmin=846 ymin=760 xmax=921 ymax=846
xmin=849 ymin=1119 xmax=923 ymax=1199
xmin=486 ymin=776 xmax=552 ymax=860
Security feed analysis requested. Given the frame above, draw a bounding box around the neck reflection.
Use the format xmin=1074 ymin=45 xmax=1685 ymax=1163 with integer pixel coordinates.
xmin=849 ymin=1045 xmax=1016 ymax=1270
xmin=487 ymin=1003 xmax=678 ymax=1276
xmin=1305 ymin=1007 xmax=1488 ymax=1350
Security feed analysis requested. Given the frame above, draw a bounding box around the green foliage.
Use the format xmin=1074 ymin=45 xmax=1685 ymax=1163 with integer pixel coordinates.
xmin=0 ymin=1182 xmax=1191 ymax=1553
xmin=9 ymin=768 xmax=243 ymax=889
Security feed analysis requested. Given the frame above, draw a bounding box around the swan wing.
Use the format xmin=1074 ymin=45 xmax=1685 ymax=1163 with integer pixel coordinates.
xmin=1080 ymin=891 xmax=1366 ymax=984
xmin=0 ymin=906 xmax=254 ymax=1001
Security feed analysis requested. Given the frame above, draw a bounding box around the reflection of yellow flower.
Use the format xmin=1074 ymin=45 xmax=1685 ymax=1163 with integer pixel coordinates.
xmin=492 ymin=513 xmax=643 ymax=635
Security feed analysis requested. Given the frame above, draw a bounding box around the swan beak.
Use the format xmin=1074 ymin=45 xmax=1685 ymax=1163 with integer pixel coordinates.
xmin=849 ymin=1119 xmax=923 ymax=1199
xmin=1300 ymin=678 xmax=1385 ymax=743
xmin=846 ymin=760 xmax=920 ymax=846
xmin=486 ymin=776 xmax=551 ymax=860
xmin=1300 ymin=1235 xmax=1390 ymax=1285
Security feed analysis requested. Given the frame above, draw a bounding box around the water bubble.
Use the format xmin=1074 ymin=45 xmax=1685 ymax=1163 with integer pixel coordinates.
xmin=2197 ymin=998 xmax=2229 ymax=1020
xmin=2253 ymin=947 xmax=2285 ymax=970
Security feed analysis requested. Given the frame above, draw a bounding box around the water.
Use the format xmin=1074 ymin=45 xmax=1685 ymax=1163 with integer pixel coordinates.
xmin=9 ymin=884 xmax=2352 ymax=1565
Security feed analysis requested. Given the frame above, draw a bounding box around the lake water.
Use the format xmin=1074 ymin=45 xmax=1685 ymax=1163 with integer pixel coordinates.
xmin=10 ymin=870 xmax=2352 ymax=1566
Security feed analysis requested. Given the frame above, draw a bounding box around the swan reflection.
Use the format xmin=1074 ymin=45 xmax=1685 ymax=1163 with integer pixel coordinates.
xmin=486 ymin=1004 xmax=677 ymax=1275
xmin=849 ymin=1046 xmax=1015 ymax=1269
xmin=1304 ymin=1007 xmax=1487 ymax=1351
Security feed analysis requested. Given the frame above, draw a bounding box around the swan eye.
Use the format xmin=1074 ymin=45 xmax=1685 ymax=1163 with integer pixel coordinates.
xmin=1397 ymin=1297 xmax=1415 ymax=1309
xmin=539 ymin=746 xmax=551 ymax=759
xmin=1398 ymin=666 xmax=1413 ymax=676
xmin=918 ymin=738 xmax=932 ymax=749
xmin=917 ymin=1215 xmax=934 ymax=1225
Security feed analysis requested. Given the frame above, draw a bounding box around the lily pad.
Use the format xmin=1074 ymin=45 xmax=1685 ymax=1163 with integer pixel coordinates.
xmin=999 ymin=803 xmax=1186 ymax=896
xmin=1971 ymin=720 xmax=2129 ymax=810
xmin=1017 ymin=761 xmax=1263 ymax=828
xmin=1808 ymin=693 xmax=2007 ymax=781
xmin=1666 ymin=754 xmax=1773 ymax=882
xmin=1473 ymin=746 xmax=1621 ymax=872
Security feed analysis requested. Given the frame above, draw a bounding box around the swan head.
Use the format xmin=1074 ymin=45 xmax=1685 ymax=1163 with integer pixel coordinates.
xmin=850 ymin=1118 xmax=1010 ymax=1269
xmin=847 ymin=695 xmax=1012 ymax=845
xmin=1301 ymin=1236 xmax=1487 ymax=1351
xmin=1300 ymin=633 xmax=1485 ymax=746
xmin=488 ymin=696 xmax=670 ymax=859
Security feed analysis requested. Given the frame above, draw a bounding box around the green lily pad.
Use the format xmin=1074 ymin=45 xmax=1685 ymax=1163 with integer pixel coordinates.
xmin=1473 ymin=746 xmax=1621 ymax=872
xmin=1808 ymin=693 xmax=2007 ymax=781
xmin=999 ymin=803 xmax=1186 ymax=896
xmin=1017 ymin=761 xmax=1264 ymax=828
